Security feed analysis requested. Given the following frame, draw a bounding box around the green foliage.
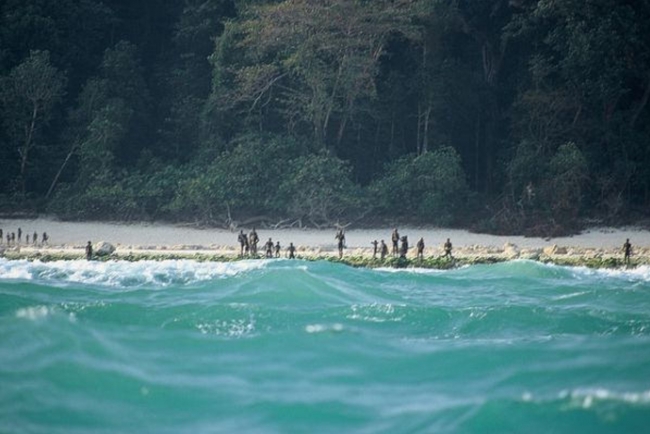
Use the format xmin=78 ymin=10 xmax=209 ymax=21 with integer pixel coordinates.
xmin=547 ymin=142 xmax=589 ymax=219
xmin=0 ymin=50 xmax=66 ymax=194
xmin=168 ymin=134 xmax=310 ymax=223
xmin=371 ymin=146 xmax=470 ymax=225
xmin=2 ymin=0 xmax=650 ymax=231
xmin=279 ymin=152 xmax=362 ymax=225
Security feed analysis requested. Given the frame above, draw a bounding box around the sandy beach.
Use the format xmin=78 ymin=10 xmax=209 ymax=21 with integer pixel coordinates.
xmin=1 ymin=217 xmax=648 ymax=262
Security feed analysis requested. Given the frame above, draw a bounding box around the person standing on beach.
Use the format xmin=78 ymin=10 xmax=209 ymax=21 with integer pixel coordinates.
xmin=275 ymin=241 xmax=281 ymax=258
xmin=391 ymin=229 xmax=400 ymax=257
xmin=33 ymin=231 xmax=37 ymax=245
xmin=287 ymin=242 xmax=296 ymax=259
xmin=265 ymin=238 xmax=274 ymax=258
xmin=443 ymin=238 xmax=453 ymax=258
xmin=371 ymin=240 xmax=378 ymax=259
xmin=238 ymin=230 xmax=248 ymax=257
xmin=249 ymin=228 xmax=259 ymax=256
xmin=380 ymin=240 xmax=388 ymax=260
xmin=86 ymin=241 xmax=93 ymax=260
xmin=416 ymin=237 xmax=425 ymax=260
xmin=26 ymin=234 xmax=30 ymax=244
xmin=17 ymin=227 xmax=22 ymax=244
xmin=42 ymin=232 xmax=49 ymax=245
xmin=0 ymin=229 xmax=3 ymax=244
xmin=400 ymin=236 xmax=408 ymax=259
xmin=623 ymin=238 xmax=632 ymax=265
xmin=335 ymin=229 xmax=345 ymax=259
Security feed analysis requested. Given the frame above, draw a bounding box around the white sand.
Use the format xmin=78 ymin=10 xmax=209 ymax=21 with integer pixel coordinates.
xmin=0 ymin=217 xmax=647 ymax=255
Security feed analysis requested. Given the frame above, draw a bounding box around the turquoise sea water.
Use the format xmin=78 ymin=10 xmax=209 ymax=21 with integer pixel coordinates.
xmin=1 ymin=258 xmax=649 ymax=433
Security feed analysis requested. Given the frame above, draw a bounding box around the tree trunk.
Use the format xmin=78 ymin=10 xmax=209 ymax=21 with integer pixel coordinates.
xmin=46 ymin=143 xmax=78 ymax=199
xmin=19 ymin=104 xmax=39 ymax=194
xmin=422 ymin=105 xmax=431 ymax=154
xmin=630 ymin=73 xmax=650 ymax=128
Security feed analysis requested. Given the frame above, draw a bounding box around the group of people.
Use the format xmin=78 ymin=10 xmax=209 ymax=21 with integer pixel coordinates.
xmin=237 ymin=228 xmax=297 ymax=259
xmin=0 ymin=227 xmax=49 ymax=247
xmin=367 ymin=228 xmax=453 ymax=261
xmin=235 ymin=227 xmax=456 ymax=261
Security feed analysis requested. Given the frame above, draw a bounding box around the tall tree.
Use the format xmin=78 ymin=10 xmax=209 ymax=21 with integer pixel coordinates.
xmin=0 ymin=50 xmax=66 ymax=194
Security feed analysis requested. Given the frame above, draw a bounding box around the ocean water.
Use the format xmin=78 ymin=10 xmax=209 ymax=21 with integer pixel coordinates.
xmin=1 ymin=258 xmax=649 ymax=434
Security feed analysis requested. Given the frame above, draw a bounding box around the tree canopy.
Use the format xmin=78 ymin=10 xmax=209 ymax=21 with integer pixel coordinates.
xmin=1 ymin=0 xmax=649 ymax=234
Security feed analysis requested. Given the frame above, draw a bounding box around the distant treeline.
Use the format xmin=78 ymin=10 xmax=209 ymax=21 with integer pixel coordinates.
xmin=1 ymin=0 xmax=649 ymax=234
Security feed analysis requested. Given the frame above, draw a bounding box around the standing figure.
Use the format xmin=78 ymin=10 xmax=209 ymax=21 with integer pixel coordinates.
xmin=380 ymin=240 xmax=388 ymax=260
xmin=0 ymin=228 xmax=3 ymax=244
xmin=443 ymin=238 xmax=453 ymax=258
xmin=623 ymin=238 xmax=632 ymax=265
xmin=287 ymin=242 xmax=296 ymax=259
xmin=371 ymin=240 xmax=378 ymax=259
xmin=275 ymin=241 xmax=281 ymax=258
xmin=17 ymin=227 xmax=22 ymax=243
xmin=399 ymin=236 xmax=409 ymax=258
xmin=249 ymin=228 xmax=259 ymax=256
xmin=237 ymin=230 xmax=248 ymax=257
xmin=33 ymin=231 xmax=38 ymax=245
xmin=26 ymin=234 xmax=30 ymax=244
xmin=42 ymin=232 xmax=49 ymax=245
xmin=391 ymin=229 xmax=400 ymax=256
xmin=335 ymin=229 xmax=345 ymax=259
xmin=416 ymin=237 xmax=425 ymax=260
xmin=265 ymin=238 xmax=274 ymax=258
xmin=85 ymin=241 xmax=93 ymax=261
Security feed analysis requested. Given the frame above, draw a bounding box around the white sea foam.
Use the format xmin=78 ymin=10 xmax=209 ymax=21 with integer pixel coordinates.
xmin=560 ymin=388 xmax=650 ymax=408
xmin=14 ymin=304 xmax=77 ymax=322
xmin=347 ymin=303 xmax=404 ymax=323
xmin=196 ymin=317 xmax=257 ymax=337
xmin=305 ymin=323 xmax=344 ymax=334
xmin=15 ymin=305 xmax=52 ymax=320
xmin=0 ymin=258 xmax=268 ymax=288
xmin=375 ymin=267 xmax=446 ymax=275
xmin=567 ymin=264 xmax=650 ymax=282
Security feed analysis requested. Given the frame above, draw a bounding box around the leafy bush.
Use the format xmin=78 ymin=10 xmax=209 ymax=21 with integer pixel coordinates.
xmin=278 ymin=151 xmax=362 ymax=225
xmin=370 ymin=146 xmax=470 ymax=225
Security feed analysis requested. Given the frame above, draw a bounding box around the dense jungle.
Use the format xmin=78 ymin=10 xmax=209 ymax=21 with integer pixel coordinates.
xmin=1 ymin=0 xmax=650 ymax=235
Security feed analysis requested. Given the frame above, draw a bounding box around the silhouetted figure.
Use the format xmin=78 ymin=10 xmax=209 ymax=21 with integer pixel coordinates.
xmin=86 ymin=241 xmax=93 ymax=260
xmin=416 ymin=237 xmax=425 ymax=260
xmin=42 ymin=232 xmax=49 ymax=245
xmin=249 ymin=228 xmax=259 ymax=256
xmin=335 ymin=229 xmax=345 ymax=259
xmin=11 ymin=233 xmax=15 ymax=245
xmin=0 ymin=228 xmax=3 ymax=244
xmin=371 ymin=240 xmax=378 ymax=259
xmin=17 ymin=227 xmax=22 ymax=243
xmin=26 ymin=234 xmax=30 ymax=244
xmin=33 ymin=231 xmax=37 ymax=245
xmin=287 ymin=242 xmax=296 ymax=259
xmin=380 ymin=240 xmax=388 ymax=260
xmin=265 ymin=238 xmax=274 ymax=258
xmin=623 ymin=238 xmax=632 ymax=265
xmin=443 ymin=238 xmax=453 ymax=258
xmin=400 ymin=236 xmax=408 ymax=259
xmin=275 ymin=241 xmax=281 ymax=258
xmin=238 ymin=230 xmax=248 ymax=257
xmin=391 ymin=229 xmax=400 ymax=256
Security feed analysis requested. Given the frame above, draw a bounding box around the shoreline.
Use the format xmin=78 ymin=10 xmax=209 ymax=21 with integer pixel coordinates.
xmin=0 ymin=217 xmax=646 ymax=269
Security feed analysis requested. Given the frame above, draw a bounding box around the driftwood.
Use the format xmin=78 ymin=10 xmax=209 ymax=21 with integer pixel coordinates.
xmin=219 ymin=214 xmax=354 ymax=231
